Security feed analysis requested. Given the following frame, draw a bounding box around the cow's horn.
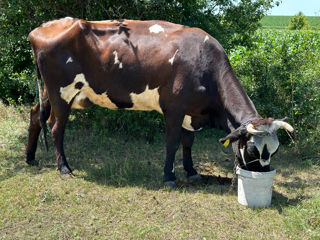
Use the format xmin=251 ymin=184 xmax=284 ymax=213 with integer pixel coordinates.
xmin=246 ymin=123 xmax=266 ymax=135
xmin=273 ymin=120 xmax=294 ymax=132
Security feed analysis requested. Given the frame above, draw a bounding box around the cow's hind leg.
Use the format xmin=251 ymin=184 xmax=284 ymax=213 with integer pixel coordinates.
xmin=181 ymin=128 xmax=202 ymax=182
xmin=50 ymin=103 xmax=72 ymax=175
xmin=163 ymin=109 xmax=185 ymax=188
xmin=26 ymin=99 xmax=51 ymax=165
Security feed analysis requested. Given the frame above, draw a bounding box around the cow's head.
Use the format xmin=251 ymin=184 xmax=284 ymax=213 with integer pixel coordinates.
xmin=220 ymin=118 xmax=293 ymax=172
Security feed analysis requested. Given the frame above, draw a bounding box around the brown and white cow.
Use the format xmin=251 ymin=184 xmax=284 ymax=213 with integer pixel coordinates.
xmin=26 ymin=17 xmax=293 ymax=187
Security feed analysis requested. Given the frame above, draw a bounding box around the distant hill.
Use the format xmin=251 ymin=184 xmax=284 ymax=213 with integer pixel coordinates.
xmin=261 ymin=15 xmax=320 ymax=29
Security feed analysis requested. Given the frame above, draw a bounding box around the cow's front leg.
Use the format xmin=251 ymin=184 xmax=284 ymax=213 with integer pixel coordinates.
xmin=181 ymin=128 xmax=202 ymax=182
xmin=163 ymin=110 xmax=185 ymax=188
xmin=51 ymin=109 xmax=72 ymax=175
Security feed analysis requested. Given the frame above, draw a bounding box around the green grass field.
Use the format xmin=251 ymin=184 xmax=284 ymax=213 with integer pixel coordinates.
xmin=261 ymin=15 xmax=320 ymax=29
xmin=1 ymin=102 xmax=320 ymax=239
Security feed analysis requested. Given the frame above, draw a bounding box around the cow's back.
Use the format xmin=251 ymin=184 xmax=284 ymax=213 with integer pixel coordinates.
xmin=29 ymin=18 xmax=225 ymax=115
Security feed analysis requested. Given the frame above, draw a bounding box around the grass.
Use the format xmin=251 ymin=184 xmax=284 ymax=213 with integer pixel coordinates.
xmin=261 ymin=15 xmax=320 ymax=29
xmin=1 ymin=101 xmax=320 ymax=239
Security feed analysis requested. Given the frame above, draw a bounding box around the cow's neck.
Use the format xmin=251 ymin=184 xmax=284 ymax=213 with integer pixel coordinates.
xmin=218 ymin=65 xmax=260 ymax=131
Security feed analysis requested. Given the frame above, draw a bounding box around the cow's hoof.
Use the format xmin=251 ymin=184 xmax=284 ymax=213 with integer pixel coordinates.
xmin=59 ymin=165 xmax=73 ymax=175
xmin=187 ymin=174 xmax=202 ymax=183
xmin=26 ymin=152 xmax=38 ymax=166
xmin=59 ymin=166 xmax=74 ymax=179
xmin=26 ymin=158 xmax=38 ymax=166
xmin=164 ymin=181 xmax=176 ymax=189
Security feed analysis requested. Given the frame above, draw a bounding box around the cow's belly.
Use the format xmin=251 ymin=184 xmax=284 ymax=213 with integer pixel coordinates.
xmin=60 ymin=73 xmax=163 ymax=113
xmin=60 ymin=73 xmax=203 ymax=132
xmin=127 ymin=85 xmax=162 ymax=113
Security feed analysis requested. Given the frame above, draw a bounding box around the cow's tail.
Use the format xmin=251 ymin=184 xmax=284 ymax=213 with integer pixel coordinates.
xmin=36 ymin=62 xmax=49 ymax=152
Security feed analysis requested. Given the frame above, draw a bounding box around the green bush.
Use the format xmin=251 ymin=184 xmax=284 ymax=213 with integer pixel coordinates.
xmin=70 ymin=106 xmax=164 ymax=142
xmin=230 ymin=29 xmax=320 ymax=156
xmin=287 ymin=12 xmax=311 ymax=30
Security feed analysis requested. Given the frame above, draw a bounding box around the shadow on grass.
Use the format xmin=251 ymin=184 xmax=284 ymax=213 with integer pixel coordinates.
xmin=271 ymin=191 xmax=301 ymax=213
xmin=49 ymin=127 xmax=243 ymax=195
xmin=0 ymin=116 xmax=314 ymax=209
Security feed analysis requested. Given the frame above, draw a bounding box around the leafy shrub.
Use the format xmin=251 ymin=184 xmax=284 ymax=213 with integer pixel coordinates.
xmin=230 ymin=29 xmax=320 ymax=156
xmin=70 ymin=106 xmax=164 ymax=142
xmin=287 ymin=12 xmax=311 ymax=30
xmin=0 ymin=29 xmax=37 ymax=104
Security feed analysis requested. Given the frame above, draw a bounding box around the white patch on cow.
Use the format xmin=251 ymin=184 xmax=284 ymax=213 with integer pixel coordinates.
xmin=168 ymin=49 xmax=179 ymax=65
xmin=113 ymin=51 xmax=123 ymax=69
xmin=128 ymin=85 xmax=162 ymax=113
xmin=182 ymin=115 xmax=193 ymax=131
xmin=60 ymin=73 xmax=118 ymax=110
xmin=249 ymin=134 xmax=279 ymax=166
xmin=80 ymin=89 xmax=118 ymax=109
xmin=239 ymin=148 xmax=246 ymax=166
xmin=204 ymin=35 xmax=209 ymax=43
xmin=182 ymin=115 xmax=202 ymax=132
xmin=149 ymin=24 xmax=164 ymax=34
xmin=60 ymin=74 xmax=88 ymax=104
xmin=259 ymin=158 xmax=270 ymax=167
xmin=71 ymin=91 xmax=87 ymax=109
xmin=66 ymin=57 xmax=73 ymax=64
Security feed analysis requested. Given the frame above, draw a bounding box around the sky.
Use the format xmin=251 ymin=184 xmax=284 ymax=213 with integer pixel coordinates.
xmin=268 ymin=0 xmax=320 ymax=16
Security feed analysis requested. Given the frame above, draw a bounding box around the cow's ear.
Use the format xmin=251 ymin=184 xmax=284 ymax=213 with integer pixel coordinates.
xmin=219 ymin=127 xmax=247 ymax=147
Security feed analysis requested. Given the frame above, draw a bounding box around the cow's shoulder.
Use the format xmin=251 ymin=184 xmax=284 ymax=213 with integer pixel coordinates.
xmin=175 ymin=26 xmax=223 ymax=50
